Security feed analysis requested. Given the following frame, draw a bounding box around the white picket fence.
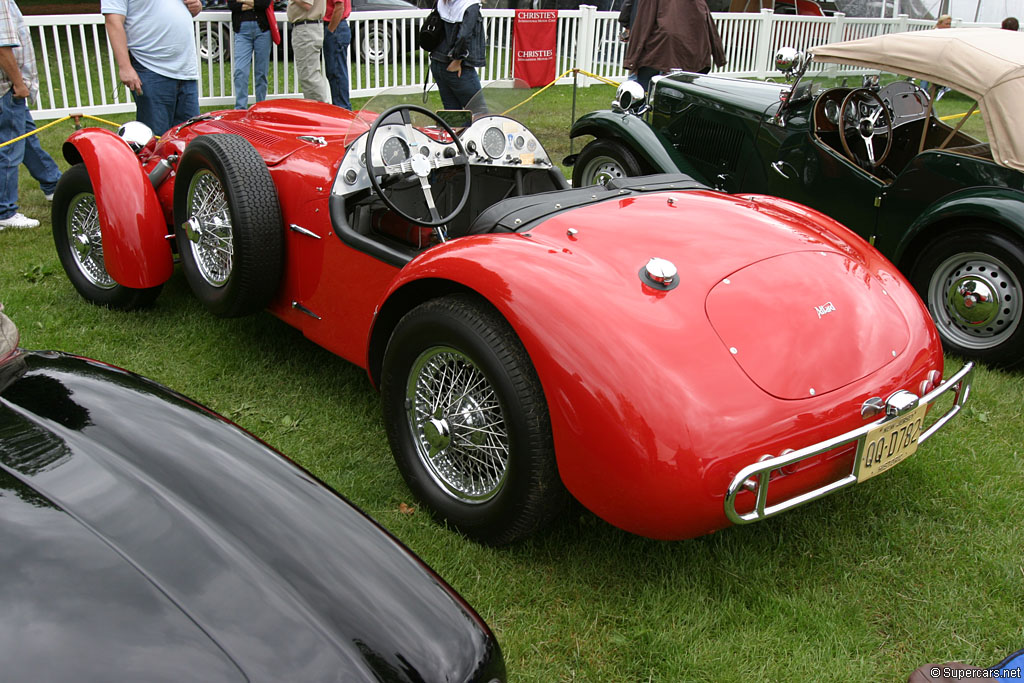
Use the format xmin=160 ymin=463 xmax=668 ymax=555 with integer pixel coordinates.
xmin=28 ymin=6 xmax=978 ymax=121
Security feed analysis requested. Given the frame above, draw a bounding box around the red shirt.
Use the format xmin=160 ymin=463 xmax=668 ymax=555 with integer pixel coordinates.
xmin=324 ymin=0 xmax=351 ymax=21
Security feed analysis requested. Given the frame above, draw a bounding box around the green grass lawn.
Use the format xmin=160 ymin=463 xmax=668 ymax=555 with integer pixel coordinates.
xmin=3 ymin=84 xmax=1022 ymax=681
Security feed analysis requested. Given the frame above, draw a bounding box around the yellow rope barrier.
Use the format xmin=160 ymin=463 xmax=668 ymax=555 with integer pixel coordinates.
xmin=939 ymin=109 xmax=977 ymax=123
xmin=0 ymin=113 xmax=122 ymax=149
xmin=499 ymin=68 xmax=618 ymax=116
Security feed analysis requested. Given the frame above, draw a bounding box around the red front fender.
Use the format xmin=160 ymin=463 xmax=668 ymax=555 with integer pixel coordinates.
xmin=63 ymin=128 xmax=173 ymax=288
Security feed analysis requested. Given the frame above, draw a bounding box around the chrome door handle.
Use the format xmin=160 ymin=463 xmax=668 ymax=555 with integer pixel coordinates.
xmin=771 ymin=160 xmax=796 ymax=180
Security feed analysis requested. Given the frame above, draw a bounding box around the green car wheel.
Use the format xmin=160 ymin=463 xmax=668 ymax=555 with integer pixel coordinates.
xmin=913 ymin=228 xmax=1024 ymax=368
xmin=572 ymin=139 xmax=643 ymax=187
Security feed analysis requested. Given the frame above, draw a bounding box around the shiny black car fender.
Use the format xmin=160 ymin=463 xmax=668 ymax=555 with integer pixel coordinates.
xmin=0 ymin=348 xmax=504 ymax=682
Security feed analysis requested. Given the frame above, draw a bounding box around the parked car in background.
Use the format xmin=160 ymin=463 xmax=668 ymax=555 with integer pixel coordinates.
xmin=352 ymin=0 xmax=419 ymax=65
xmin=198 ymin=0 xmax=416 ymax=65
xmin=0 ymin=308 xmax=505 ymax=682
xmin=50 ymin=83 xmax=971 ymax=545
xmin=569 ymin=28 xmax=1024 ymax=368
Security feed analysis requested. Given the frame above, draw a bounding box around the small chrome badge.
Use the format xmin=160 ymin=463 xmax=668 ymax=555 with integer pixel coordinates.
xmin=815 ymin=301 xmax=836 ymax=318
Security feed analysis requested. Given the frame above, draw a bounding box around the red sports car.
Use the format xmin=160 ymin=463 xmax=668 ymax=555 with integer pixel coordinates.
xmin=52 ymin=85 xmax=973 ymax=544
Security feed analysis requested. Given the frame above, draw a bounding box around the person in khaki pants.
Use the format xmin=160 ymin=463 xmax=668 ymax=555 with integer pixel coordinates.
xmin=287 ymin=0 xmax=328 ymax=101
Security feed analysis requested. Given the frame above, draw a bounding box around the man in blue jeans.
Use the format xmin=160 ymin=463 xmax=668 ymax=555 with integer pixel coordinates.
xmin=229 ymin=0 xmax=273 ymax=109
xmin=0 ymin=0 xmax=61 ymax=230
xmin=102 ymin=0 xmax=203 ymax=134
xmin=323 ymin=0 xmax=350 ymax=109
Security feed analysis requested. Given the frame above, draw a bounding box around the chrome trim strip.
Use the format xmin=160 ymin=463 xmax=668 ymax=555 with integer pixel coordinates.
xmin=289 ymin=224 xmax=321 ymax=239
xmin=291 ymin=301 xmax=322 ymax=320
xmin=723 ymin=362 xmax=973 ymax=526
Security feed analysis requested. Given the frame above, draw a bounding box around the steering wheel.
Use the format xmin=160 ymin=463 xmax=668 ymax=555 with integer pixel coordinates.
xmin=837 ymin=88 xmax=893 ymax=170
xmin=364 ymin=104 xmax=471 ymax=228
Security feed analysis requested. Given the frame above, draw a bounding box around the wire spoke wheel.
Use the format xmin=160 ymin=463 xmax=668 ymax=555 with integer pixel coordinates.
xmin=173 ymin=134 xmax=282 ymax=318
xmin=381 ymin=295 xmax=569 ymax=544
xmin=184 ymin=170 xmax=234 ymax=287
xmin=66 ymin=191 xmax=115 ymax=289
xmin=407 ymin=346 xmax=509 ymax=503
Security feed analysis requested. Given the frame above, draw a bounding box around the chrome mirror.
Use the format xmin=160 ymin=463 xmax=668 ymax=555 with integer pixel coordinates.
xmin=613 ymin=80 xmax=647 ymax=115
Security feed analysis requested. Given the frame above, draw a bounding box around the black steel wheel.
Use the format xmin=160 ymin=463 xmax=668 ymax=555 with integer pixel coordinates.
xmin=572 ymin=138 xmax=644 ymax=187
xmin=173 ymin=134 xmax=283 ymax=318
xmin=911 ymin=227 xmax=1024 ymax=368
xmin=52 ymin=163 xmax=163 ymax=310
xmin=380 ymin=294 xmax=569 ymax=545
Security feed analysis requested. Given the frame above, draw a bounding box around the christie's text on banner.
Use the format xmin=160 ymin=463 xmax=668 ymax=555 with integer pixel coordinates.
xmin=512 ymin=10 xmax=557 ymax=88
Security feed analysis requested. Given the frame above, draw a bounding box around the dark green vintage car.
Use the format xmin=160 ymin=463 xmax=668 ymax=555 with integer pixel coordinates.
xmin=569 ymin=28 xmax=1024 ymax=367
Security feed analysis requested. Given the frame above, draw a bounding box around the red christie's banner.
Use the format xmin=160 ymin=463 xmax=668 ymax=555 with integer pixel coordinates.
xmin=512 ymin=9 xmax=557 ymax=88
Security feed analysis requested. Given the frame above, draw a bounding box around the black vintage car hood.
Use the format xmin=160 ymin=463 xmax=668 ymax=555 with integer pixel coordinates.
xmin=655 ymin=72 xmax=787 ymax=116
xmin=0 ymin=352 xmax=503 ymax=682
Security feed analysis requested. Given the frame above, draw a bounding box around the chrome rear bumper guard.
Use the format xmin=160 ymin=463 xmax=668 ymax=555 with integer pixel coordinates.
xmin=724 ymin=362 xmax=973 ymax=526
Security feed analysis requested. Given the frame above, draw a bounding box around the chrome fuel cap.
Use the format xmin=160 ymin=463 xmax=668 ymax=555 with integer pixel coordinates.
xmin=644 ymin=257 xmax=677 ymax=286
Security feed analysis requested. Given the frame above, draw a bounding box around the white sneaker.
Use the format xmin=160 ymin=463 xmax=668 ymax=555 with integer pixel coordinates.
xmin=0 ymin=213 xmax=41 ymax=229
xmin=44 ymin=193 xmax=53 ymax=201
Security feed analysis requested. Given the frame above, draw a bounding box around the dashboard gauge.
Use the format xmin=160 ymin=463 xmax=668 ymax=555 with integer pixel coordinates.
xmin=381 ymin=136 xmax=410 ymax=165
xmin=527 ymin=138 xmax=537 ymax=152
xmin=824 ymin=99 xmax=839 ymax=125
xmin=514 ymin=135 xmax=525 ymax=150
xmin=481 ymin=126 xmax=506 ymax=159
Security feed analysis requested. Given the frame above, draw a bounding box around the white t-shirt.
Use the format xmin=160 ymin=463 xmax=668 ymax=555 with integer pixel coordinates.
xmin=101 ymin=0 xmax=198 ymax=80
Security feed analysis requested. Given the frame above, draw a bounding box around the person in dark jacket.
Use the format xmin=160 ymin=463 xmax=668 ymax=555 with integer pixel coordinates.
xmin=623 ymin=0 xmax=726 ymax=92
xmin=429 ymin=0 xmax=486 ymax=113
xmin=228 ymin=0 xmax=273 ymax=109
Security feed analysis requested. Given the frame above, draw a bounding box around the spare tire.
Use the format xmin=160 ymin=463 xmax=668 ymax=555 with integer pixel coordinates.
xmin=173 ymin=134 xmax=283 ymax=318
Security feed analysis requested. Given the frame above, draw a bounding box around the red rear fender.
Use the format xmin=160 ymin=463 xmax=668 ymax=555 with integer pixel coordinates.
xmin=63 ymin=128 xmax=173 ymax=288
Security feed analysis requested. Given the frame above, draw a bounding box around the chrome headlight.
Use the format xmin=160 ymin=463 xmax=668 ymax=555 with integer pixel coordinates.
xmin=613 ymin=80 xmax=647 ymax=115
xmin=775 ymin=47 xmax=800 ymax=73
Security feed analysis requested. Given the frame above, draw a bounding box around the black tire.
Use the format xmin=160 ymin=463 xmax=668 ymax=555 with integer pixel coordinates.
xmin=52 ymin=163 xmax=163 ymax=310
xmin=173 ymin=134 xmax=283 ymax=318
xmin=572 ymin=138 xmax=644 ymax=188
xmin=910 ymin=227 xmax=1024 ymax=368
xmin=380 ymin=294 xmax=569 ymax=545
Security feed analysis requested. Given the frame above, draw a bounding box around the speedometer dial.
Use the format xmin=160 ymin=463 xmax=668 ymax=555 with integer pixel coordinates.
xmin=481 ymin=126 xmax=506 ymax=159
xmin=381 ymin=136 xmax=410 ymax=166
xmin=824 ymin=99 xmax=839 ymax=125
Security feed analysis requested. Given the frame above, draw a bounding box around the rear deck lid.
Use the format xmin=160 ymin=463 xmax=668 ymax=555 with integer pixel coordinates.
xmin=705 ymin=250 xmax=910 ymax=399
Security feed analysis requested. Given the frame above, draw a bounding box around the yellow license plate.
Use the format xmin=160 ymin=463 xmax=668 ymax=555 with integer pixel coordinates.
xmin=857 ymin=404 xmax=928 ymax=482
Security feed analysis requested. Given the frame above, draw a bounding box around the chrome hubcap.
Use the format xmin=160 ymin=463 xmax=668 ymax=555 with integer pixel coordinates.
xmin=947 ymin=276 xmax=997 ymax=326
xmin=184 ymin=170 xmax=233 ymax=287
xmin=364 ymin=29 xmax=388 ymax=63
xmin=929 ymin=252 xmax=1022 ymax=349
xmin=585 ymin=156 xmax=625 ymax=186
xmin=406 ymin=346 xmax=509 ymax=503
xmin=67 ymin=191 xmax=115 ymax=289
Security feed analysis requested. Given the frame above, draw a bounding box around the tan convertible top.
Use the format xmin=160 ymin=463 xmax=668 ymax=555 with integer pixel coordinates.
xmin=811 ymin=28 xmax=1024 ymax=172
